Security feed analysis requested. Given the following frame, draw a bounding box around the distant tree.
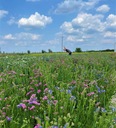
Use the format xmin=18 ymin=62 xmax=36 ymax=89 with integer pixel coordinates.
xmin=42 ymin=50 xmax=46 ymax=53
xmin=48 ymin=49 xmax=52 ymax=53
xmin=75 ymin=48 xmax=82 ymax=52
xmin=27 ymin=50 xmax=31 ymax=54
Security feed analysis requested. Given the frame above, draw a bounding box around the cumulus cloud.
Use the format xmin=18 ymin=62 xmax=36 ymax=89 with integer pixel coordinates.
xmin=18 ymin=12 xmax=52 ymax=28
xmin=3 ymin=34 xmax=15 ymax=40
xmin=54 ymin=0 xmax=100 ymax=14
xmin=0 ymin=10 xmax=8 ymax=19
xmin=1 ymin=32 xmax=41 ymax=47
xmin=96 ymin=5 xmax=110 ymax=13
xmin=106 ymin=14 xmax=116 ymax=28
xmin=60 ymin=12 xmax=116 ymax=44
xmin=61 ymin=13 xmax=105 ymax=34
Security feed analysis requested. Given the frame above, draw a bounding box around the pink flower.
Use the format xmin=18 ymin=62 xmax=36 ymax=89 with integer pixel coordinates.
xmin=26 ymin=91 xmax=33 ymax=96
xmin=44 ymin=88 xmax=48 ymax=93
xmin=35 ymin=84 xmax=39 ymax=87
xmin=53 ymin=100 xmax=58 ymax=105
xmin=34 ymin=124 xmax=40 ymax=128
xmin=87 ymin=92 xmax=95 ymax=96
xmin=32 ymin=101 xmax=40 ymax=106
xmin=44 ymin=84 xmax=47 ymax=86
xmin=43 ymin=96 xmax=48 ymax=100
xmin=37 ymin=89 xmax=41 ymax=93
xmin=38 ymin=82 xmax=42 ymax=86
xmin=29 ymin=106 xmax=35 ymax=110
xmin=17 ymin=103 xmax=27 ymax=109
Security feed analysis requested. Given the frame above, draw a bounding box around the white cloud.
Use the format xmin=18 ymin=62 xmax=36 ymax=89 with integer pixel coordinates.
xmin=60 ymin=12 xmax=116 ymax=44
xmin=104 ymin=31 xmax=116 ymax=38
xmin=0 ymin=10 xmax=8 ymax=19
xmin=18 ymin=12 xmax=52 ymax=28
xmin=96 ymin=5 xmax=110 ymax=13
xmin=2 ymin=32 xmax=41 ymax=47
xmin=3 ymin=34 xmax=15 ymax=40
xmin=7 ymin=17 xmax=17 ymax=25
xmin=61 ymin=13 xmax=105 ymax=34
xmin=16 ymin=32 xmax=41 ymax=41
xmin=55 ymin=0 xmax=100 ymax=14
xmin=67 ymin=35 xmax=84 ymax=42
xmin=60 ymin=22 xmax=78 ymax=33
xmin=106 ymin=14 xmax=116 ymax=28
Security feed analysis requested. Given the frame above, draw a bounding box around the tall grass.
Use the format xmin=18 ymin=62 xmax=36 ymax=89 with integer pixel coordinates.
xmin=0 ymin=53 xmax=116 ymax=128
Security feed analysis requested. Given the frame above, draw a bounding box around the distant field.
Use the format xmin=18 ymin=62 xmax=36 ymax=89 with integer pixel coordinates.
xmin=0 ymin=52 xmax=116 ymax=128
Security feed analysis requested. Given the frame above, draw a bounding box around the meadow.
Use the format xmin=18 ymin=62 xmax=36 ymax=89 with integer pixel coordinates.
xmin=0 ymin=52 xmax=116 ymax=128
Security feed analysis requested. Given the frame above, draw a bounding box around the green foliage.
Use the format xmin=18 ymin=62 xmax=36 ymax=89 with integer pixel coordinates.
xmin=0 ymin=53 xmax=116 ymax=128
xmin=75 ymin=47 xmax=82 ymax=52
xmin=42 ymin=50 xmax=47 ymax=53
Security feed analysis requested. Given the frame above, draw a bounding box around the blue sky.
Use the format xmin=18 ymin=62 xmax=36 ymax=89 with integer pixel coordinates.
xmin=0 ymin=0 xmax=116 ymax=53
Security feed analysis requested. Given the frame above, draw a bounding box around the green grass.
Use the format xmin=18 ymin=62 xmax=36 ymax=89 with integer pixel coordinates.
xmin=0 ymin=52 xmax=116 ymax=128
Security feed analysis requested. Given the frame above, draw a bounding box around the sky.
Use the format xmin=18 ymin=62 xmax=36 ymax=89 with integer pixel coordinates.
xmin=0 ymin=0 xmax=116 ymax=53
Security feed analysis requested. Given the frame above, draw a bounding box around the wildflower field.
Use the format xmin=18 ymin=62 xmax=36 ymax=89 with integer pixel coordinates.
xmin=0 ymin=52 xmax=116 ymax=128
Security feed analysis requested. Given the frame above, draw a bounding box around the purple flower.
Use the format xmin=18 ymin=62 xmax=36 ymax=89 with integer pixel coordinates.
xmin=6 ymin=116 xmax=11 ymax=121
xmin=17 ymin=103 xmax=26 ymax=109
xmin=52 ymin=126 xmax=58 ymax=128
xmin=96 ymin=85 xmax=105 ymax=93
xmin=29 ymin=94 xmax=37 ymax=103
xmin=31 ymin=101 xmax=40 ymax=106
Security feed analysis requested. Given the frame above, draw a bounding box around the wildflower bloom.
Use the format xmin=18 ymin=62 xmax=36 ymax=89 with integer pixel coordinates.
xmin=43 ymin=96 xmax=48 ymax=100
xmin=70 ymin=96 xmax=76 ymax=100
xmin=26 ymin=91 xmax=33 ymax=96
xmin=37 ymin=89 xmax=41 ymax=93
xmin=6 ymin=116 xmax=11 ymax=121
xmin=53 ymin=100 xmax=58 ymax=105
xmin=52 ymin=126 xmax=58 ymax=128
xmin=87 ymin=92 xmax=95 ymax=96
xmin=48 ymin=89 xmax=53 ymax=94
xmin=29 ymin=94 xmax=37 ymax=103
xmin=44 ymin=88 xmax=48 ymax=93
xmin=29 ymin=106 xmax=35 ymax=110
xmin=96 ymin=85 xmax=105 ymax=93
xmin=34 ymin=124 xmax=43 ymax=128
xmin=31 ymin=101 xmax=40 ymax=106
xmin=38 ymin=82 xmax=42 ymax=86
xmin=17 ymin=103 xmax=27 ymax=109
